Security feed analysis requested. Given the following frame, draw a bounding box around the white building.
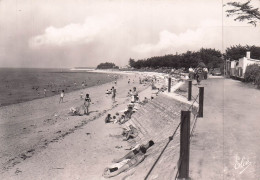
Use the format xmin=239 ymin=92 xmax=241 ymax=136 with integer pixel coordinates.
xmin=227 ymin=51 xmax=260 ymax=78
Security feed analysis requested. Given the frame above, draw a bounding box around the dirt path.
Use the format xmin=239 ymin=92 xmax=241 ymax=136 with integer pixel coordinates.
xmin=190 ymin=76 xmax=260 ymax=180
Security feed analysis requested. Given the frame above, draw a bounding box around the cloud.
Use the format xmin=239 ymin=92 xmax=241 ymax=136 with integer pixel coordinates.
xmin=132 ymin=20 xmax=222 ymax=56
xmin=29 ymin=14 xmax=119 ymax=48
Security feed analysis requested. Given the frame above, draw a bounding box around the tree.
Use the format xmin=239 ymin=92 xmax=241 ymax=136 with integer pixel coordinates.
xmin=96 ymin=62 xmax=118 ymax=69
xmin=225 ymin=45 xmax=248 ymax=60
xmin=225 ymin=0 xmax=260 ymax=26
xmin=249 ymin=46 xmax=260 ymax=59
xmin=199 ymin=48 xmax=222 ymax=68
xmin=129 ymin=58 xmax=136 ymax=68
xmin=225 ymin=45 xmax=260 ymax=60
xmin=126 ymin=48 xmax=223 ymax=70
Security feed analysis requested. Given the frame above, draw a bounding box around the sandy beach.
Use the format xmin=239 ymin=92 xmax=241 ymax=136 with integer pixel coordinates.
xmin=1 ymin=70 xmax=184 ymax=179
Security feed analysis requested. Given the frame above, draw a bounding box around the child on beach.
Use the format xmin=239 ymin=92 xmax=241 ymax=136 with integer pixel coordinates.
xmin=132 ymin=87 xmax=139 ymax=102
xmin=127 ymin=89 xmax=132 ymax=97
xmin=84 ymin=94 xmax=91 ymax=115
xmin=59 ymin=90 xmax=64 ymax=103
xmin=106 ymin=89 xmax=111 ymax=94
xmin=80 ymin=92 xmax=84 ymax=100
xmin=70 ymin=106 xmax=81 ymax=116
xmin=44 ymin=88 xmax=47 ymax=97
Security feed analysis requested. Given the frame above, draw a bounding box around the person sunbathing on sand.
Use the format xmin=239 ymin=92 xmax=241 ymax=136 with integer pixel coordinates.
xmin=140 ymin=97 xmax=149 ymax=105
xmin=120 ymin=106 xmax=134 ymax=124
xmin=122 ymin=125 xmax=138 ymax=141
xmin=127 ymin=89 xmax=132 ymax=97
xmin=118 ymin=115 xmax=125 ymax=124
xmin=105 ymin=114 xmax=112 ymax=123
xmin=70 ymin=107 xmax=81 ymax=116
xmin=106 ymin=89 xmax=111 ymax=94
xmin=102 ymin=140 xmax=154 ymax=178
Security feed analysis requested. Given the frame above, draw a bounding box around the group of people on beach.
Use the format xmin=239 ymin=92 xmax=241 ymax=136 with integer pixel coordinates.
xmin=66 ymin=74 xmax=167 ymax=178
xmin=102 ymin=80 xmax=165 ymax=178
xmin=69 ymin=92 xmax=92 ymax=116
xmin=104 ymin=101 xmax=138 ymax=125
xmin=127 ymin=87 xmax=139 ymax=103
xmin=106 ymin=86 xmax=117 ymax=103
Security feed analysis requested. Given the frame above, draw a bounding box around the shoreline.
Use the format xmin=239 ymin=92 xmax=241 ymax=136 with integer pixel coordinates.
xmin=0 ymin=69 xmax=171 ymax=108
xmin=0 ymin=70 xmax=123 ymax=108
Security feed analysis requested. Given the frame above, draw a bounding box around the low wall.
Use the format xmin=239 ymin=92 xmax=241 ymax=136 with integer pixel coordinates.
xmin=116 ymin=94 xmax=194 ymax=180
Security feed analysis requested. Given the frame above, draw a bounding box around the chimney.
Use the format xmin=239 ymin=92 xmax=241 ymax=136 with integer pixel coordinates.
xmin=246 ymin=51 xmax=251 ymax=59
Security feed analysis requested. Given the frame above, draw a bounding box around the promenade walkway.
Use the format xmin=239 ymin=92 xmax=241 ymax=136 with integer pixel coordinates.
xmin=190 ymin=76 xmax=260 ymax=180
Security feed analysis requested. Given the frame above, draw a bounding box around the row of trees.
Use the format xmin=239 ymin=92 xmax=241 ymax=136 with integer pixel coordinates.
xmin=96 ymin=45 xmax=260 ymax=71
xmin=128 ymin=45 xmax=260 ymax=70
xmin=128 ymin=48 xmax=222 ymax=70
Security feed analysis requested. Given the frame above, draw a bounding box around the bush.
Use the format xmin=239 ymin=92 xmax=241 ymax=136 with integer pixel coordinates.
xmin=255 ymin=73 xmax=260 ymax=89
xmin=244 ymin=64 xmax=260 ymax=83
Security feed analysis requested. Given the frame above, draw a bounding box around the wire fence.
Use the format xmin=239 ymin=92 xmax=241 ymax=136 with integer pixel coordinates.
xmin=144 ymin=122 xmax=181 ymax=180
xmin=174 ymin=112 xmax=198 ymax=179
xmin=174 ymin=93 xmax=200 ymax=180
xmin=144 ymin=91 xmax=200 ymax=180
xmin=188 ymin=94 xmax=199 ymax=112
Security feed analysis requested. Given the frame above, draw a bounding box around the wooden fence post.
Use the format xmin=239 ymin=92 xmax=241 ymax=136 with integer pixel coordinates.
xmin=178 ymin=111 xmax=191 ymax=180
xmin=188 ymin=80 xmax=192 ymax=101
xmin=168 ymin=77 xmax=171 ymax=92
xmin=198 ymin=87 xmax=204 ymax=117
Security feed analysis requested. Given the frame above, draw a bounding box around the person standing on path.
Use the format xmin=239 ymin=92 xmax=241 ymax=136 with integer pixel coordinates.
xmin=84 ymin=93 xmax=91 ymax=115
xmin=112 ymin=86 xmax=116 ymax=103
xmin=195 ymin=67 xmax=203 ymax=85
xmin=203 ymin=67 xmax=208 ymax=79
xmin=188 ymin=67 xmax=194 ymax=80
xmin=59 ymin=90 xmax=65 ymax=103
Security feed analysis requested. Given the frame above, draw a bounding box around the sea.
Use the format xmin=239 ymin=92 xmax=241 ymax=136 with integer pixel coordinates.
xmin=0 ymin=68 xmax=118 ymax=107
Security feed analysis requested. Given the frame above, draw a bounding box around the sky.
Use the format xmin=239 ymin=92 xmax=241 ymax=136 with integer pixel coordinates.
xmin=0 ymin=0 xmax=260 ymax=68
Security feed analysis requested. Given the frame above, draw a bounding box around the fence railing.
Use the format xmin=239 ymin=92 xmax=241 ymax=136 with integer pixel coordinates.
xmin=144 ymin=80 xmax=204 ymax=180
xmin=175 ymin=81 xmax=204 ymax=180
